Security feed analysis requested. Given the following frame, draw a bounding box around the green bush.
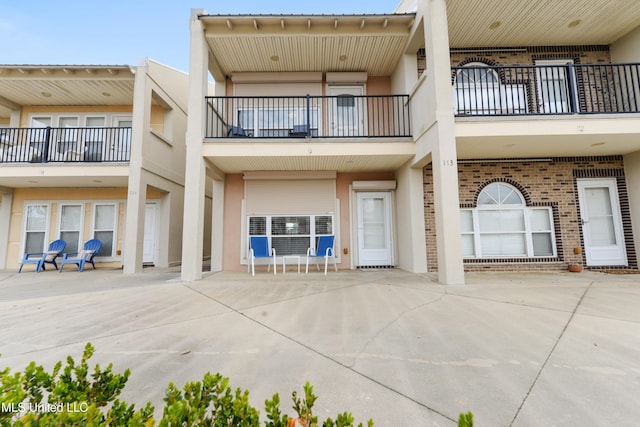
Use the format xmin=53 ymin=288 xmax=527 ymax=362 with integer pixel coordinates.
xmin=1 ymin=343 xmax=473 ymax=426
xmin=0 ymin=343 xmax=373 ymax=426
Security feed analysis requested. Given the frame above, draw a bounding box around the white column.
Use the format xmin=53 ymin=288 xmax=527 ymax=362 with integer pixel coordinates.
xmin=181 ymin=10 xmax=209 ymax=281
xmin=395 ymin=163 xmax=428 ymax=273
xmin=123 ymin=59 xmax=149 ymax=274
xmin=0 ymin=188 xmax=13 ymax=270
xmin=420 ymin=0 xmax=465 ymax=284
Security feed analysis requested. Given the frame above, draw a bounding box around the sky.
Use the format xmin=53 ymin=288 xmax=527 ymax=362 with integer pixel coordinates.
xmin=1 ymin=0 xmax=401 ymax=72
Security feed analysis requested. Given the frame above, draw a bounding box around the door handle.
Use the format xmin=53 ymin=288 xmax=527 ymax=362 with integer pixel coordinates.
xmin=581 ymin=218 xmax=589 ymax=225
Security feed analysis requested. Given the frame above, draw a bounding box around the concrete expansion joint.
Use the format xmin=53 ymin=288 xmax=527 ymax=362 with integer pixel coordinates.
xmin=508 ymin=281 xmax=594 ymax=426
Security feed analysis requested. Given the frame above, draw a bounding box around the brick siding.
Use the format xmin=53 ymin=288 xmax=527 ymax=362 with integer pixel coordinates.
xmin=424 ymin=156 xmax=637 ymax=272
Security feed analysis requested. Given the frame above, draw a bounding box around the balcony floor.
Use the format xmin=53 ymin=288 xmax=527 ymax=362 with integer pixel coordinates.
xmin=202 ymin=138 xmax=415 ymax=173
xmin=455 ymin=114 xmax=640 ymax=159
xmin=0 ymin=163 xmax=130 ymax=188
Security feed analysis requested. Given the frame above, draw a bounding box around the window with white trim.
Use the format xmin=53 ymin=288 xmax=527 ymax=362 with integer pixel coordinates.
xmin=461 ymin=183 xmax=556 ymax=258
xmin=24 ymin=204 xmax=49 ymax=254
xmin=248 ymin=215 xmax=333 ymax=256
xmin=93 ymin=203 xmax=117 ymax=257
xmin=59 ymin=204 xmax=83 ymax=254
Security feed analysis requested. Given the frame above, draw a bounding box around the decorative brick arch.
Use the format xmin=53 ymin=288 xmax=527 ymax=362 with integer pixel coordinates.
xmin=473 ymin=179 xmax=533 ymax=207
xmin=451 ymin=57 xmax=502 ymax=84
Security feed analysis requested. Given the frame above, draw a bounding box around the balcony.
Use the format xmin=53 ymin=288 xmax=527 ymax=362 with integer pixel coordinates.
xmin=205 ymin=94 xmax=411 ymax=139
xmin=452 ymin=63 xmax=640 ymax=117
xmin=0 ymin=127 xmax=131 ymax=164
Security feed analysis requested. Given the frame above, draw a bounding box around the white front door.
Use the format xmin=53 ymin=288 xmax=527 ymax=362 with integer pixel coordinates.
xmin=356 ymin=192 xmax=393 ymax=266
xmin=536 ymin=59 xmax=575 ymax=113
xmin=328 ymin=85 xmax=365 ymax=137
xmin=112 ymin=116 xmax=132 ymax=161
xmin=577 ymin=179 xmax=627 ymax=266
xmin=143 ymin=203 xmax=158 ymax=265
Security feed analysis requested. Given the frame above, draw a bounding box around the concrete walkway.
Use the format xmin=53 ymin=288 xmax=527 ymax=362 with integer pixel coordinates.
xmin=0 ymin=267 xmax=639 ymax=426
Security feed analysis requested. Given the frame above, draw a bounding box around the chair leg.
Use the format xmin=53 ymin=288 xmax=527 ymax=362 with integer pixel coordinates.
xmin=305 ymin=257 xmax=309 ymax=274
xmin=324 ymin=256 xmax=329 ymax=275
xmin=273 ymin=257 xmax=276 ymax=275
xmin=18 ymin=263 xmax=24 ymax=273
xmin=251 ymin=258 xmax=255 ymax=276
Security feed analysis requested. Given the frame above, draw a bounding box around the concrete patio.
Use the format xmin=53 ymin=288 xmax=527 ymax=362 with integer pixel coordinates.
xmin=0 ymin=267 xmax=639 ymax=426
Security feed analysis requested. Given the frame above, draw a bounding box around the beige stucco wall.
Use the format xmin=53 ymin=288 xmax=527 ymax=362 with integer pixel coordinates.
xmin=19 ymin=105 xmax=133 ymax=127
xmin=220 ymin=171 xmax=396 ymax=271
xmin=222 ymin=174 xmax=244 ymax=271
xmin=366 ymin=76 xmax=391 ymax=95
xmin=7 ymin=187 xmax=162 ymax=271
xmin=610 ymin=26 xmax=640 ymax=62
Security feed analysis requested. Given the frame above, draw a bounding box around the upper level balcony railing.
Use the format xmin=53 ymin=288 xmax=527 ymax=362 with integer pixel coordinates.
xmin=205 ymin=94 xmax=411 ymax=139
xmin=0 ymin=127 xmax=131 ymax=164
xmin=452 ymin=63 xmax=640 ymax=116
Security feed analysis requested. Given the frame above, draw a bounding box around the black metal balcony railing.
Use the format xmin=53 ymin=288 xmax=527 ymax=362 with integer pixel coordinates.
xmin=452 ymin=63 xmax=640 ymax=116
xmin=205 ymin=94 xmax=411 ymax=139
xmin=0 ymin=127 xmax=132 ymax=163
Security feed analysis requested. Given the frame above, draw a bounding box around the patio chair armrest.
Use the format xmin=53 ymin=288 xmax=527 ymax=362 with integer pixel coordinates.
xmin=24 ymin=252 xmax=45 ymax=258
xmin=270 ymin=248 xmax=276 ymax=257
xmin=325 ymin=247 xmax=334 ymax=257
xmin=63 ymin=252 xmax=78 ymax=259
xmin=307 ymin=248 xmax=314 ymax=256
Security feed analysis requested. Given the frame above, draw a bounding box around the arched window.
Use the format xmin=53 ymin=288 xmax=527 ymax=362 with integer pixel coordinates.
xmin=455 ymin=62 xmax=499 ymax=86
xmin=454 ymin=63 xmax=501 ymax=115
xmin=460 ymin=183 xmax=556 ymax=258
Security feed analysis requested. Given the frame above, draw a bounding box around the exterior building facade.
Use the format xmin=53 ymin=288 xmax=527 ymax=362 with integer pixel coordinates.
xmin=0 ymin=59 xmax=189 ymax=273
xmin=182 ymin=0 xmax=640 ymax=283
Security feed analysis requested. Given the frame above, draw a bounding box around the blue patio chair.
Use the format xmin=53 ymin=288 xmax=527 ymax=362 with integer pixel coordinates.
xmin=19 ymin=239 xmax=66 ymax=273
xmin=59 ymin=239 xmax=102 ymax=272
xmin=306 ymin=235 xmax=337 ymax=275
xmin=248 ymin=236 xmax=276 ymax=276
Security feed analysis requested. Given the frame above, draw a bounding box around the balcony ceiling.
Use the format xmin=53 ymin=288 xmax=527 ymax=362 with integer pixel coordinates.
xmin=201 ymin=140 xmax=416 ymax=174
xmin=446 ymin=0 xmax=640 ymax=48
xmin=0 ymin=65 xmax=135 ymax=120
xmin=199 ymin=14 xmax=416 ymax=79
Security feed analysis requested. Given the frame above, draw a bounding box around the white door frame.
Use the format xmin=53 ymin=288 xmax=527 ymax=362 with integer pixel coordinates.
xmin=535 ymin=59 xmax=577 ymax=113
xmin=327 ymin=85 xmax=365 ymax=137
xmin=354 ymin=191 xmax=394 ymax=267
xmin=143 ymin=202 xmax=159 ymax=265
xmin=577 ymin=178 xmax=627 ymax=266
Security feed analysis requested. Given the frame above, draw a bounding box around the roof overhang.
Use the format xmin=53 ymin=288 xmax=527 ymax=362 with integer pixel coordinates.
xmin=0 ymin=65 xmax=135 ymax=120
xmin=198 ymin=14 xmax=416 ymax=80
xmin=446 ymin=0 xmax=640 ymax=48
